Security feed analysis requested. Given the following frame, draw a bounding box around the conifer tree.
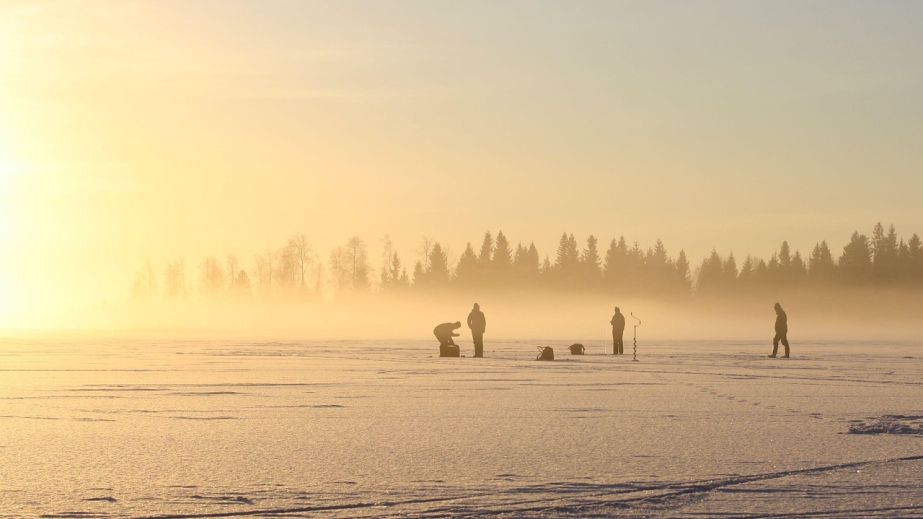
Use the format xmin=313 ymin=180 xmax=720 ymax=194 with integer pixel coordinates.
xmin=478 ymin=232 xmax=494 ymax=265
xmin=723 ymin=253 xmax=738 ymax=287
xmin=871 ymin=223 xmax=900 ymax=282
xmin=455 ymin=243 xmax=479 ymax=287
xmin=625 ymin=242 xmax=645 ymax=292
xmin=646 ymin=239 xmax=671 ymax=293
xmin=427 ymin=242 xmax=450 ymax=286
xmin=389 ymin=253 xmax=408 ymax=289
xmin=513 ymin=243 xmax=526 ymax=267
xmin=493 ymin=231 xmax=513 ymax=269
xmin=524 ymin=243 xmax=541 ymax=283
xmin=778 ymin=241 xmax=792 ymax=270
xmin=603 ymin=237 xmax=628 ymax=290
xmin=839 ymin=231 xmax=872 ymax=283
xmin=475 ymin=231 xmax=495 ymax=286
xmin=738 ymin=255 xmax=754 ymax=288
xmin=674 ymin=250 xmax=691 ymax=294
xmin=696 ymin=249 xmax=725 ymax=296
xmin=907 ymin=234 xmax=923 ymax=283
xmin=412 ymin=261 xmax=425 ymax=287
xmin=808 ymin=241 xmax=836 ymax=282
xmin=791 ymin=251 xmax=808 ymax=281
xmin=581 ymin=235 xmax=602 ymax=286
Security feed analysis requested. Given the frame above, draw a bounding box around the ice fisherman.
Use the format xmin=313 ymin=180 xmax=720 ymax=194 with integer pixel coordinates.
xmin=610 ymin=306 xmax=625 ymax=355
xmin=769 ymin=302 xmax=790 ymax=358
xmin=434 ymin=321 xmax=462 ymax=348
xmin=466 ymin=303 xmax=486 ymax=358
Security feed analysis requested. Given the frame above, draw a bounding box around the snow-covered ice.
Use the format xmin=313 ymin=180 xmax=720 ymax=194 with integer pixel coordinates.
xmin=1 ymin=338 xmax=921 ymax=517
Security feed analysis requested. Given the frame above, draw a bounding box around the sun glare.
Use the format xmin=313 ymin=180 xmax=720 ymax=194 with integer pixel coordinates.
xmin=0 ymin=157 xmax=18 ymax=181
xmin=0 ymin=132 xmax=19 ymax=181
xmin=0 ymin=136 xmax=20 ymax=324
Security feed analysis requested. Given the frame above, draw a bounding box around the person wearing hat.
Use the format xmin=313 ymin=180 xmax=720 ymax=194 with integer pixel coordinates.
xmin=610 ymin=306 xmax=625 ymax=355
xmin=467 ymin=303 xmax=487 ymax=358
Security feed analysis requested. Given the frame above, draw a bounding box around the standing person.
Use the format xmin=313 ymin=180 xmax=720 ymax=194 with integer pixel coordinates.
xmin=610 ymin=306 xmax=625 ymax=355
xmin=769 ymin=302 xmax=790 ymax=358
xmin=467 ymin=303 xmax=486 ymax=358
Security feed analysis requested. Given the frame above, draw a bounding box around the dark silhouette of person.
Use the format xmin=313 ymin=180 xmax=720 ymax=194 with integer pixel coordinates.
xmin=769 ymin=302 xmax=790 ymax=358
xmin=467 ymin=303 xmax=486 ymax=358
xmin=610 ymin=306 xmax=625 ymax=355
xmin=434 ymin=321 xmax=461 ymax=348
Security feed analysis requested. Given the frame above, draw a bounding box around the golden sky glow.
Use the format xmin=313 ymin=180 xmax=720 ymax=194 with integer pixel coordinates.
xmin=2 ymin=1 xmax=923 ymax=328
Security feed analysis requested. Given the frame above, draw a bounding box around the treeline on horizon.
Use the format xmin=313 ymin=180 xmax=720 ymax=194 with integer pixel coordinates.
xmin=131 ymin=223 xmax=923 ymax=302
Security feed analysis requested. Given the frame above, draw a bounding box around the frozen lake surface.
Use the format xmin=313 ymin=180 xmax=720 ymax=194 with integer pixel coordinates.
xmin=1 ymin=338 xmax=922 ymax=517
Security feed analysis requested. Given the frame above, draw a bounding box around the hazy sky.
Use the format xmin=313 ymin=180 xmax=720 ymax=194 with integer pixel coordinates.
xmin=2 ymin=0 xmax=923 ymax=325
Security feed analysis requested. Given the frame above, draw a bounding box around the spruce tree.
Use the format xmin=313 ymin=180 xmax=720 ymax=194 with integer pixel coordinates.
xmin=525 ymin=243 xmax=541 ymax=283
xmin=723 ymin=253 xmax=738 ymax=288
xmin=603 ymin=237 xmax=628 ymax=289
xmin=739 ymin=256 xmax=754 ymax=288
xmin=696 ymin=250 xmax=725 ymax=296
xmin=493 ymin=231 xmax=513 ymax=269
xmin=908 ymin=234 xmax=923 ymax=283
xmin=454 ymin=243 xmax=478 ymax=288
xmin=674 ymin=250 xmax=691 ymax=294
xmin=581 ymin=235 xmax=602 ymax=287
xmin=478 ymin=232 xmax=494 ymax=265
xmin=872 ymin=223 xmax=900 ymax=282
xmin=809 ymin=241 xmax=836 ymax=282
xmin=778 ymin=241 xmax=793 ymax=270
xmin=427 ymin=242 xmax=450 ymax=286
xmin=791 ymin=251 xmax=807 ymax=281
xmin=839 ymin=232 xmax=872 ymax=283
xmin=412 ymin=261 xmax=426 ymax=288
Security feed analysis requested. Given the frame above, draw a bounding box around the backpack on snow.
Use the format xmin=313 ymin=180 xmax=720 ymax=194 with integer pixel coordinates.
xmin=440 ymin=344 xmax=460 ymax=357
xmin=536 ymin=346 xmax=554 ymax=361
xmin=569 ymin=343 xmax=585 ymax=355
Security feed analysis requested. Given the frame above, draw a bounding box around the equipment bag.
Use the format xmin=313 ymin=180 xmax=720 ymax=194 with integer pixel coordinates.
xmin=440 ymin=344 xmax=460 ymax=357
xmin=569 ymin=343 xmax=585 ymax=355
xmin=536 ymin=346 xmax=554 ymax=361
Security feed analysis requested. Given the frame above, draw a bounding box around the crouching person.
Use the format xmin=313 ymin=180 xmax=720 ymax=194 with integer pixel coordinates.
xmin=434 ymin=321 xmax=462 ymax=357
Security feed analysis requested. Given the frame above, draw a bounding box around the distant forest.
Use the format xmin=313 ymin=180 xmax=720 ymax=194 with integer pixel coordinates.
xmin=131 ymin=223 xmax=923 ymax=301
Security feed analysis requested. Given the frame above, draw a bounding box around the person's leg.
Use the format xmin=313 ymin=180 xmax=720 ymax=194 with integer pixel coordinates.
xmin=612 ymin=329 xmax=617 ymax=355
xmin=474 ymin=333 xmax=483 ymax=357
xmin=770 ymin=334 xmax=780 ymax=357
xmin=782 ymin=334 xmax=790 ymax=357
xmin=617 ymin=336 xmax=624 ymax=355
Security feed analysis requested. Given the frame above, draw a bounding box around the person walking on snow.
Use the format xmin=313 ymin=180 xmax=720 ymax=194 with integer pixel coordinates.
xmin=769 ymin=302 xmax=790 ymax=358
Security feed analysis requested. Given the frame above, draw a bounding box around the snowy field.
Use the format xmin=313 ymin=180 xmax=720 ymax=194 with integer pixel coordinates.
xmin=1 ymin=337 xmax=921 ymax=518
